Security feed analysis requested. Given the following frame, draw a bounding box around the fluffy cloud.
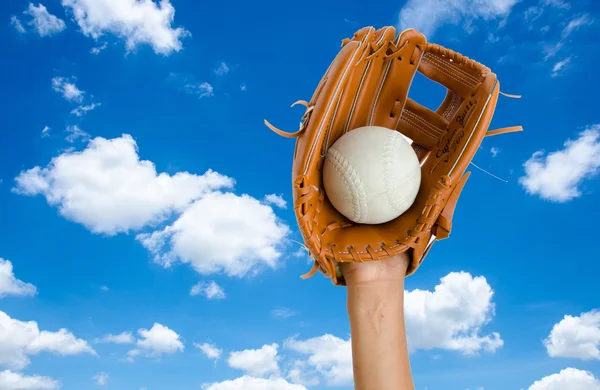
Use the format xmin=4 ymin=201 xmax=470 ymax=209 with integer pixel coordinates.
xmin=227 ymin=344 xmax=280 ymax=377
xmin=202 ymin=376 xmax=307 ymax=390
xmin=263 ymin=194 xmax=287 ymax=209
xmin=404 ymin=271 xmax=503 ymax=355
xmin=0 ymin=258 xmax=37 ymax=298
xmin=137 ymin=191 xmax=290 ymax=277
xmin=94 ymin=332 xmax=135 ymax=344
xmin=398 ymin=0 xmax=519 ymax=37
xmin=527 ymin=368 xmax=600 ymax=390
xmin=13 ymin=3 xmax=66 ymax=37
xmin=51 ymin=77 xmax=85 ymax=102
xmin=61 ymin=0 xmax=189 ymax=55
xmin=190 ymin=281 xmax=225 ymax=300
xmin=195 ymin=342 xmax=222 ymax=361
xmin=520 ymin=126 xmax=600 ymax=202
xmin=544 ymin=310 xmax=600 ymax=360
xmin=0 ymin=311 xmax=95 ymax=370
xmin=284 ymin=334 xmax=352 ymax=386
xmin=127 ymin=323 xmax=184 ymax=361
xmin=13 ymin=134 xmax=234 ymax=235
xmin=0 ymin=370 xmax=59 ymax=390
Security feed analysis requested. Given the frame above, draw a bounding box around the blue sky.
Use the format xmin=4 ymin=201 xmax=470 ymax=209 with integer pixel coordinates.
xmin=1 ymin=0 xmax=600 ymax=389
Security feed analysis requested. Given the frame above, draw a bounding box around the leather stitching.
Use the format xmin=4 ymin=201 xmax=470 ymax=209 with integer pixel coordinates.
xmin=404 ymin=110 xmax=444 ymax=137
xmin=326 ymin=147 xmax=367 ymax=223
xmin=425 ymin=52 xmax=480 ymax=84
xmin=422 ymin=56 xmax=476 ymax=89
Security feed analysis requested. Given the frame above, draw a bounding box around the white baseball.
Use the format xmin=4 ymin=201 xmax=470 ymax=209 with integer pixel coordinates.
xmin=323 ymin=125 xmax=421 ymax=224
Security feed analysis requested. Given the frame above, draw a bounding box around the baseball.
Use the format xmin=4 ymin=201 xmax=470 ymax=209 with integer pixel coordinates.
xmin=323 ymin=126 xmax=421 ymax=224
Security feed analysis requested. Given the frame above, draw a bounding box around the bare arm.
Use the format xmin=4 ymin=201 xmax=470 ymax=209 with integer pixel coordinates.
xmin=340 ymin=253 xmax=414 ymax=390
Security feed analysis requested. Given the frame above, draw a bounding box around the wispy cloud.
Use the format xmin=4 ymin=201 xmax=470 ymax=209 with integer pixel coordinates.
xmin=41 ymin=126 xmax=51 ymax=138
xmin=214 ymin=62 xmax=230 ymax=76
xmin=65 ymin=125 xmax=90 ymax=143
xmin=71 ymin=102 xmax=101 ymax=117
xmin=168 ymin=73 xmax=214 ymax=99
xmin=270 ymin=307 xmax=297 ymax=319
xmin=91 ymin=42 xmax=108 ymax=55
xmin=190 ymin=281 xmax=225 ymax=300
xmin=398 ymin=0 xmax=519 ymax=37
xmin=10 ymin=16 xmax=26 ymax=33
xmin=551 ymin=56 xmax=571 ymax=77
xmin=93 ymin=372 xmax=108 ymax=386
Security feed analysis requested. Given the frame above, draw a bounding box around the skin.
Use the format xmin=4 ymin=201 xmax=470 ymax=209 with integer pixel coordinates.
xmin=340 ymin=252 xmax=414 ymax=390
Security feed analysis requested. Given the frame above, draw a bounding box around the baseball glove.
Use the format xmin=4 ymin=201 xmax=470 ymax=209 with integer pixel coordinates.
xmin=265 ymin=26 xmax=522 ymax=286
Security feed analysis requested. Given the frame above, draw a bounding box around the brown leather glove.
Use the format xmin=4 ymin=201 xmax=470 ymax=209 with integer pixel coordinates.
xmin=266 ymin=26 xmax=522 ymax=286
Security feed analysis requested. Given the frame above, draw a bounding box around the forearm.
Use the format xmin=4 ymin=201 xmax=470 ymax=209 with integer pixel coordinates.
xmin=345 ymin=264 xmax=414 ymax=390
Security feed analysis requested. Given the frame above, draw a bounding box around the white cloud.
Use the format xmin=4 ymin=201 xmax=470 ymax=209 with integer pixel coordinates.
xmin=490 ymin=147 xmax=500 ymax=157
xmin=65 ymin=125 xmax=90 ymax=143
xmin=520 ymin=126 xmax=600 ymax=202
xmin=284 ymin=334 xmax=352 ymax=386
xmin=167 ymin=73 xmax=214 ymax=99
xmin=90 ymin=42 xmax=108 ymax=55
xmin=527 ymin=368 xmax=600 ymax=390
xmin=202 ymin=376 xmax=307 ymax=390
xmin=545 ymin=14 xmax=594 ymax=60
xmin=23 ymin=3 xmax=66 ymax=37
xmin=0 ymin=310 xmax=96 ymax=370
xmin=562 ymin=14 xmax=594 ymax=38
xmin=0 ymin=258 xmax=37 ymax=298
xmin=0 ymin=370 xmax=59 ymax=390
xmin=51 ymin=77 xmax=85 ymax=102
xmin=544 ymin=310 xmax=600 ymax=360
xmin=13 ymin=134 xmax=234 ymax=235
xmin=10 ymin=16 xmax=26 ymax=33
xmin=61 ymin=0 xmax=189 ymax=55
xmin=137 ymin=191 xmax=290 ymax=278
xmin=184 ymin=82 xmax=214 ymax=99
xmin=551 ymin=57 xmax=571 ymax=77
xmin=270 ymin=308 xmax=296 ymax=319
xmin=41 ymin=126 xmax=50 ymax=138
xmin=93 ymin=372 xmax=108 ymax=386
xmin=99 ymin=285 xmax=109 ymax=291
xmin=71 ymin=102 xmax=100 ymax=117
xmin=94 ymin=332 xmax=135 ymax=344
xmin=127 ymin=323 xmax=184 ymax=361
xmin=227 ymin=344 xmax=280 ymax=377
xmin=214 ymin=62 xmax=230 ymax=76
xmin=398 ymin=0 xmax=519 ymax=37
xmin=263 ymin=194 xmax=287 ymax=209
xmin=195 ymin=342 xmax=222 ymax=361
xmin=190 ymin=281 xmax=225 ymax=300
xmin=404 ymin=271 xmax=503 ymax=355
